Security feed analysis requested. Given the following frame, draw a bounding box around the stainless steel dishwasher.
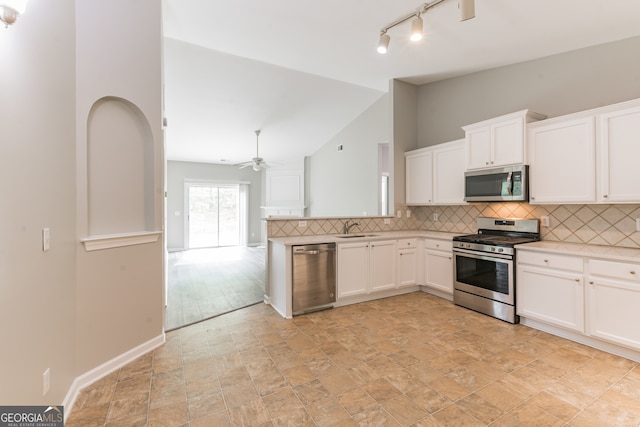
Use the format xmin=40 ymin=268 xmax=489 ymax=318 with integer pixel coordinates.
xmin=292 ymin=243 xmax=336 ymax=315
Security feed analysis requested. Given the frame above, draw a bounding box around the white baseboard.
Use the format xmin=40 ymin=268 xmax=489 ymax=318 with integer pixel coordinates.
xmin=520 ymin=317 xmax=640 ymax=363
xmin=63 ymin=333 xmax=165 ymax=416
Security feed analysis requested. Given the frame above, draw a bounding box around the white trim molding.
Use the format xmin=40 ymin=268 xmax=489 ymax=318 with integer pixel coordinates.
xmin=63 ymin=333 xmax=165 ymax=416
xmin=81 ymin=231 xmax=162 ymax=251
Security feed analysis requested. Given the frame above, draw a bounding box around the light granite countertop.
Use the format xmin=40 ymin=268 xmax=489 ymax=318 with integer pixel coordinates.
xmin=268 ymin=230 xmax=461 ymax=246
xmin=515 ymin=241 xmax=640 ymax=263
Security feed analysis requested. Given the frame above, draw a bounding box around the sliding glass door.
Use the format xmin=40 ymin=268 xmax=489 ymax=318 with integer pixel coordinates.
xmin=187 ymin=183 xmax=242 ymax=248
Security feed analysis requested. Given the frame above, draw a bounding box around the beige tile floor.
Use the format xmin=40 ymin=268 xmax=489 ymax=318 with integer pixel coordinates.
xmin=66 ymin=292 xmax=640 ymax=426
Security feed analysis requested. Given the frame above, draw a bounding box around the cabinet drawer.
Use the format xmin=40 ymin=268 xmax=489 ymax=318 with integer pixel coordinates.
xmin=397 ymin=238 xmax=417 ymax=249
xmin=517 ymin=250 xmax=583 ymax=272
xmin=424 ymin=239 xmax=452 ymax=252
xmin=589 ymin=259 xmax=640 ymax=282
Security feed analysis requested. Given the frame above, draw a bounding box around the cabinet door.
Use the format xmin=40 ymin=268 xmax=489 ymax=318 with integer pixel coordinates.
xmin=587 ymin=277 xmax=640 ymax=351
xmin=405 ymin=149 xmax=433 ymax=205
xmin=492 ymin=117 xmax=524 ymax=167
xmin=397 ymin=248 xmax=417 ymax=288
xmin=370 ymin=240 xmax=397 ymax=292
xmin=337 ymin=242 xmax=369 ymax=298
xmin=424 ymin=249 xmax=453 ymax=294
xmin=433 ymin=140 xmax=466 ymax=204
xmin=599 ymin=105 xmax=640 ymax=202
xmin=465 ymin=127 xmax=491 ymax=170
xmin=517 ymin=265 xmax=584 ymax=332
xmin=528 ymin=116 xmax=596 ymax=204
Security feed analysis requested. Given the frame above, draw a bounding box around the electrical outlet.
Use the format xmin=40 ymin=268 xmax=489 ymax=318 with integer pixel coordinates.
xmin=432 ymin=213 xmax=439 ymax=222
xmin=541 ymin=216 xmax=550 ymax=227
xmin=636 ymin=218 xmax=640 ymax=232
xmin=43 ymin=368 xmax=50 ymax=396
xmin=384 ymin=218 xmax=391 ymax=225
xmin=406 ymin=210 xmax=411 ymax=218
xmin=298 ymin=220 xmax=307 ymax=227
xmin=397 ymin=210 xmax=402 ymax=218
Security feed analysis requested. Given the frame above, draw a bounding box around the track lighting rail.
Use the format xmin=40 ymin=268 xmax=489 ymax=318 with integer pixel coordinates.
xmin=379 ymin=0 xmax=445 ymax=35
xmin=377 ymin=0 xmax=474 ymax=54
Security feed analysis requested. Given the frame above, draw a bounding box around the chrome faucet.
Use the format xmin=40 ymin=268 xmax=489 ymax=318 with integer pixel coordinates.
xmin=343 ymin=220 xmax=360 ymax=235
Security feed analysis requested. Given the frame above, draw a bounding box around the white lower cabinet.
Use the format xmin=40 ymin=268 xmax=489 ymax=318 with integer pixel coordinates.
xmin=370 ymin=240 xmax=397 ymax=292
xmin=517 ymin=263 xmax=584 ymax=333
xmin=587 ymin=259 xmax=640 ymax=350
xmin=336 ymin=242 xmax=369 ymax=298
xmin=397 ymin=238 xmax=417 ymax=288
xmin=423 ymin=239 xmax=453 ymax=294
xmin=518 ymin=248 xmax=640 ymax=355
xmin=337 ymin=240 xmax=396 ymax=298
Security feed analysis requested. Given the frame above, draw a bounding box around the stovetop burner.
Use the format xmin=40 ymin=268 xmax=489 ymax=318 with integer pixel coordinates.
xmin=454 ymin=234 xmax=539 ymax=246
xmin=453 ymin=217 xmax=541 ymax=253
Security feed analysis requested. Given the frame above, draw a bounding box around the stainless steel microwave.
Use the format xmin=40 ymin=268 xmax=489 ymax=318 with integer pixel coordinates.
xmin=464 ymin=165 xmax=528 ymax=202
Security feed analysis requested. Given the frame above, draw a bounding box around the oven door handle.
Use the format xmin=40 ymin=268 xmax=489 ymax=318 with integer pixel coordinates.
xmin=453 ymin=248 xmax=513 ymax=261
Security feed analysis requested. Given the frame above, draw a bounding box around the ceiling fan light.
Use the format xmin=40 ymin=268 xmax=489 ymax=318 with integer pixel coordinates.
xmin=377 ymin=33 xmax=390 ymax=54
xmin=252 ymin=163 xmax=261 ymax=171
xmin=410 ymin=15 xmax=423 ymax=41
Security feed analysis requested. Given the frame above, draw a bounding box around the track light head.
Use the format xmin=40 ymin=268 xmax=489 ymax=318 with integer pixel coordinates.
xmin=377 ymin=33 xmax=390 ymax=54
xmin=459 ymin=0 xmax=475 ymax=21
xmin=410 ymin=15 xmax=423 ymax=41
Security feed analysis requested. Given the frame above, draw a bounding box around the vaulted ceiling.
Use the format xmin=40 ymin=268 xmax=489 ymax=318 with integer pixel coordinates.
xmin=162 ymin=0 xmax=640 ymax=165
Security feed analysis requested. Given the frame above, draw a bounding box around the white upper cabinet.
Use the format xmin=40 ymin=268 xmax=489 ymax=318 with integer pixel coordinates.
xmin=405 ymin=139 xmax=465 ymax=206
xmin=405 ymin=148 xmax=433 ymax=205
xmin=463 ymin=110 xmax=545 ymax=170
xmin=598 ymin=104 xmax=640 ymax=202
xmin=528 ymin=116 xmax=596 ymax=204
xmin=528 ymin=98 xmax=640 ymax=204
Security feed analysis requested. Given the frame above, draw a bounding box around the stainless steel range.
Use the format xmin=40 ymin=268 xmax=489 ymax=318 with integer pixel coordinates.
xmin=453 ymin=217 xmax=540 ymax=323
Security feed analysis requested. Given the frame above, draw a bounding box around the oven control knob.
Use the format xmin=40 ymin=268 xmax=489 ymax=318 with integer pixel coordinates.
xmin=490 ymin=247 xmax=495 ymax=251
xmin=498 ymin=248 xmax=504 ymax=253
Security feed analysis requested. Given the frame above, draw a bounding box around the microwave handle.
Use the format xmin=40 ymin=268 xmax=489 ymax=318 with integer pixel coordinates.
xmin=506 ymin=172 xmax=513 ymax=195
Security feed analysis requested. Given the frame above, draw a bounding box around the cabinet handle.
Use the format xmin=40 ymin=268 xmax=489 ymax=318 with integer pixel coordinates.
xmin=543 ymin=259 xmax=549 ymax=263
xmin=603 ymin=195 xmax=608 ymax=198
xmin=589 ymin=281 xmax=594 ymax=284
xmin=485 ymin=161 xmax=489 ymax=165
xmin=531 ymin=196 xmax=536 ymax=200
xmin=631 ymin=271 xmax=636 ymax=275
xmin=575 ymin=278 xmax=580 ymax=282
xmin=436 ymin=244 xmax=440 ymax=248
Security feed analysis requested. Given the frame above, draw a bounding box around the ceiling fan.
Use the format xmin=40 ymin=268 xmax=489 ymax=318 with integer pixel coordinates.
xmin=236 ymin=130 xmax=270 ymax=171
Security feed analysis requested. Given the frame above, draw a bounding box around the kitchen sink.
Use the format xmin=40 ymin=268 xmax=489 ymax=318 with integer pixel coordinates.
xmin=335 ymin=234 xmax=379 ymax=238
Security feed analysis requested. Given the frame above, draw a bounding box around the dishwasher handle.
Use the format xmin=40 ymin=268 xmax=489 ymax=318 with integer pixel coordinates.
xmin=294 ymin=248 xmax=336 ymax=255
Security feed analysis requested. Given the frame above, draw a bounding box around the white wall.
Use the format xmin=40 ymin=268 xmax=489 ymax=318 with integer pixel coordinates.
xmin=306 ymin=94 xmax=388 ymax=217
xmin=166 ymin=161 xmax=264 ymax=249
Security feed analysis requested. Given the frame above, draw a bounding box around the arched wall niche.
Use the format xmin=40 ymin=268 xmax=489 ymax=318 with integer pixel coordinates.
xmin=86 ymin=96 xmax=155 ymax=237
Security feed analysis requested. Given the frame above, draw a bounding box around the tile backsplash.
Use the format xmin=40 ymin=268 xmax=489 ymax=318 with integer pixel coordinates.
xmin=267 ymin=203 xmax=640 ymax=249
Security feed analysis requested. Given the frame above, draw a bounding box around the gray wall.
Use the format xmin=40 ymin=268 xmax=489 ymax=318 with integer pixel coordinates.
xmin=1 ymin=0 xmax=76 ymax=405
xmin=416 ymin=36 xmax=640 ymax=147
xmin=306 ymin=95 xmax=388 ymax=217
xmin=391 ymin=80 xmax=419 ymax=212
xmin=1 ymin=0 xmax=163 ymax=405
xmin=167 ymin=161 xmax=264 ymax=249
